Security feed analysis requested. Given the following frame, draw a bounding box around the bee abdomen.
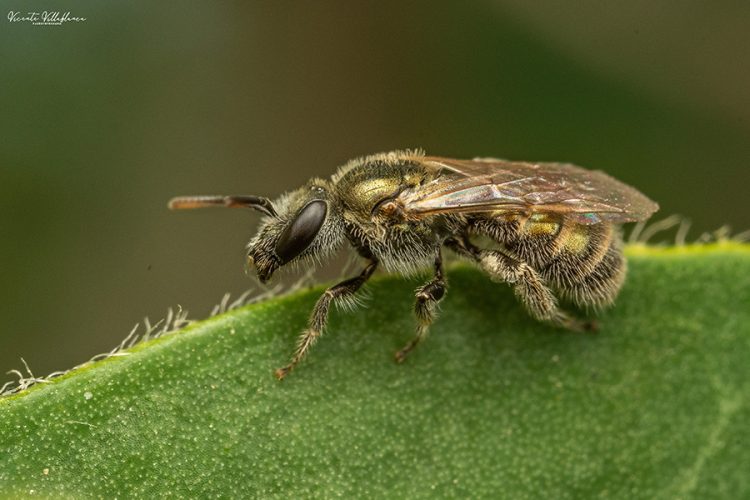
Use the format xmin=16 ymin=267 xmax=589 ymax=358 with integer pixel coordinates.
xmin=468 ymin=216 xmax=626 ymax=308
xmin=504 ymin=216 xmax=611 ymax=273
xmin=540 ymin=223 xmax=613 ymax=286
xmin=545 ymin=227 xmax=626 ymax=309
xmin=497 ymin=216 xmax=564 ymax=269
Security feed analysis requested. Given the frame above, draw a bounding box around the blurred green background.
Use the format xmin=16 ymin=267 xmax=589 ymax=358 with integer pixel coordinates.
xmin=2 ymin=1 xmax=749 ymax=376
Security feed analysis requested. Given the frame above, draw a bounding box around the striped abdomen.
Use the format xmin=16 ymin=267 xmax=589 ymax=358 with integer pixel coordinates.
xmin=469 ymin=214 xmax=626 ymax=309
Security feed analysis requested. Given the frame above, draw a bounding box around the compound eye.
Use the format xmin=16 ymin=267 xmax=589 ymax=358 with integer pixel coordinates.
xmin=274 ymin=200 xmax=327 ymax=264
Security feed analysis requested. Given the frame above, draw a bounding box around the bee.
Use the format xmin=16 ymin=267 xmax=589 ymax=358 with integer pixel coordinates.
xmin=169 ymin=150 xmax=658 ymax=380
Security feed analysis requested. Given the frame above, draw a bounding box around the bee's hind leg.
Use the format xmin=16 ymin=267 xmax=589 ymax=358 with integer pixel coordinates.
xmin=479 ymin=249 xmax=593 ymax=331
xmin=445 ymin=237 xmax=593 ymax=332
xmin=395 ymin=250 xmax=446 ymax=363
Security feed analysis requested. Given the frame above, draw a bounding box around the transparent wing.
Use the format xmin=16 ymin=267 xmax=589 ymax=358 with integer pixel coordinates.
xmin=398 ymin=157 xmax=659 ymax=224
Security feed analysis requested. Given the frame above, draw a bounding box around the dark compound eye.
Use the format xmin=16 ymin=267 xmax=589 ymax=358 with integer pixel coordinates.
xmin=274 ymin=200 xmax=327 ymax=264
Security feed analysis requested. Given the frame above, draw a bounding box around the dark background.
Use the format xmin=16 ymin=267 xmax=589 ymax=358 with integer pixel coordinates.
xmin=2 ymin=1 xmax=749 ymax=376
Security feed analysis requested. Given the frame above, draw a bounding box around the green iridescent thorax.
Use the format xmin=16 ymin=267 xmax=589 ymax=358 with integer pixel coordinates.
xmin=334 ymin=161 xmax=431 ymax=221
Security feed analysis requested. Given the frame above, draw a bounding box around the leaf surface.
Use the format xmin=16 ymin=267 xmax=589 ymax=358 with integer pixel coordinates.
xmin=1 ymin=244 xmax=748 ymax=499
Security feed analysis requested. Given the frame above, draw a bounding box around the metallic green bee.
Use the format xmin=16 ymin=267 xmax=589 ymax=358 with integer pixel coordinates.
xmin=169 ymin=150 xmax=658 ymax=379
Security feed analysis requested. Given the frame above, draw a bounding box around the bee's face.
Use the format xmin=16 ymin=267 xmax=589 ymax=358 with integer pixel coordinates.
xmin=246 ymin=181 xmax=343 ymax=283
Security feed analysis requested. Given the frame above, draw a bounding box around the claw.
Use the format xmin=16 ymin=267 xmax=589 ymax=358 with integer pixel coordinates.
xmin=583 ymin=319 xmax=599 ymax=332
xmin=394 ymin=339 xmax=419 ymax=364
xmin=394 ymin=350 xmax=407 ymax=364
xmin=274 ymin=366 xmax=292 ymax=380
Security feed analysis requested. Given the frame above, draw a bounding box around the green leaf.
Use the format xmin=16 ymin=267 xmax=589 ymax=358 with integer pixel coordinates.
xmin=1 ymin=244 xmax=749 ymax=498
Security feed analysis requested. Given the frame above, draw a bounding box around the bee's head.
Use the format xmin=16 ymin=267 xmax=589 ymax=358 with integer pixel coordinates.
xmin=169 ymin=180 xmax=344 ymax=284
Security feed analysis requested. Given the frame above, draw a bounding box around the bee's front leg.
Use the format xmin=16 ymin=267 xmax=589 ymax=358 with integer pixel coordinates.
xmin=274 ymin=259 xmax=378 ymax=380
xmin=395 ymin=250 xmax=446 ymax=363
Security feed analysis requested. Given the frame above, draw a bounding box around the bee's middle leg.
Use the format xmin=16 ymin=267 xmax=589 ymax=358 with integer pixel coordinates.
xmin=395 ymin=251 xmax=446 ymax=363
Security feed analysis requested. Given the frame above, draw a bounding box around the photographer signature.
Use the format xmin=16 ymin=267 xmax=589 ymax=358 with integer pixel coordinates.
xmin=7 ymin=11 xmax=86 ymax=25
